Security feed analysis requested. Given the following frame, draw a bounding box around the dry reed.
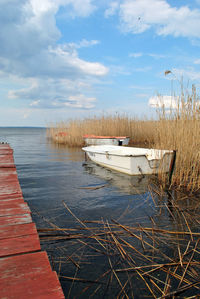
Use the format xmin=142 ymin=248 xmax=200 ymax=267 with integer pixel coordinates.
xmin=47 ymin=83 xmax=200 ymax=192
xmin=153 ymin=84 xmax=200 ymax=192
xmin=47 ymin=114 xmax=156 ymax=148
xmin=38 ymin=189 xmax=200 ymax=298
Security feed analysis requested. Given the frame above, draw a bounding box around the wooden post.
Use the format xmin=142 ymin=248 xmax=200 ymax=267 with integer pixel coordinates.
xmin=168 ymin=150 xmax=176 ymax=187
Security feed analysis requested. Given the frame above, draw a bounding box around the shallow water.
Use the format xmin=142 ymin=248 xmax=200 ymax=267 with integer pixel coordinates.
xmin=0 ymin=128 xmax=153 ymax=224
xmin=1 ymin=128 xmax=199 ymax=298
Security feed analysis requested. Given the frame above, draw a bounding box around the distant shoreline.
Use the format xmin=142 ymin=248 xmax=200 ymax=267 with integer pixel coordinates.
xmin=0 ymin=126 xmax=45 ymax=128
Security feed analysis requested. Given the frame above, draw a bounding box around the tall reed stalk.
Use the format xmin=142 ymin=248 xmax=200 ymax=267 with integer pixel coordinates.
xmin=153 ymin=84 xmax=200 ymax=191
xmin=47 ymin=114 xmax=156 ymax=148
xmin=47 ymin=85 xmax=200 ymax=192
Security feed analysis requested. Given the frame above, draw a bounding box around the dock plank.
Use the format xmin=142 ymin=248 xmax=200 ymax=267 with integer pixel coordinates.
xmin=0 ymin=213 xmax=32 ymax=227
xmin=0 ymin=144 xmax=12 ymax=149
xmin=0 ymin=198 xmax=24 ymax=204
xmin=0 ymin=223 xmax=37 ymax=240
xmin=0 ymin=233 xmax=41 ymax=257
xmin=0 ymin=144 xmax=65 ymax=298
xmin=0 ymin=193 xmax=23 ymax=200
xmin=0 ymin=203 xmax=30 ymax=217
xmin=0 ymin=167 xmax=18 ymax=176
xmin=0 ymin=252 xmax=65 ymax=298
xmin=0 ymin=149 xmax=13 ymax=155
xmin=0 ymin=172 xmax=19 ymax=180
xmin=0 ymin=178 xmax=20 ymax=185
xmin=0 ymin=201 xmax=27 ymax=208
xmin=0 ymin=182 xmax=22 ymax=195
xmin=0 ymin=179 xmax=20 ymax=186
xmin=0 ymin=251 xmax=51 ymax=277
xmin=0 ymin=154 xmax=15 ymax=167
xmin=0 ymin=271 xmax=65 ymax=299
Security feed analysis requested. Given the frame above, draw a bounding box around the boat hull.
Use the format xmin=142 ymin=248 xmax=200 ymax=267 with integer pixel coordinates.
xmin=83 ymin=136 xmax=130 ymax=146
xmin=82 ymin=145 xmax=173 ymax=175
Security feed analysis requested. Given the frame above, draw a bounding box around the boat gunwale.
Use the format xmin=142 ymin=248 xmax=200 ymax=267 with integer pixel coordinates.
xmin=83 ymin=135 xmax=130 ymax=140
xmin=82 ymin=148 xmax=173 ymax=161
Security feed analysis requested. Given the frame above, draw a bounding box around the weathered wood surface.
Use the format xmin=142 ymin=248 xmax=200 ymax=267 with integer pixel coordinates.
xmin=0 ymin=213 xmax=33 ymax=227
xmin=0 ymin=180 xmax=22 ymax=194
xmin=0 ymin=252 xmax=65 ymax=298
xmin=0 ymin=149 xmax=13 ymax=155
xmin=0 ymin=251 xmax=51 ymax=277
xmin=0 ymin=233 xmax=41 ymax=258
xmin=0 ymin=154 xmax=15 ymax=167
xmin=0 ymin=198 xmax=24 ymax=204
xmin=0 ymin=167 xmax=18 ymax=178
xmin=0 ymin=193 xmax=23 ymax=200
xmin=0 ymin=144 xmax=64 ymax=298
xmin=0 ymin=145 xmax=13 ymax=155
xmin=0 ymin=222 xmax=37 ymax=240
xmin=0 ymin=144 xmax=12 ymax=149
xmin=0 ymin=202 xmax=30 ymax=217
xmin=0 ymin=271 xmax=65 ymax=299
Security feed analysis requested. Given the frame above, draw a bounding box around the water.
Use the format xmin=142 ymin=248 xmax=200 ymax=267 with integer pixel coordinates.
xmin=1 ymin=128 xmax=199 ymax=298
xmin=0 ymin=128 xmax=153 ymax=225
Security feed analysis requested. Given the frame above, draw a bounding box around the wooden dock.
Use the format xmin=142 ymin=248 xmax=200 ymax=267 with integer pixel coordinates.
xmin=0 ymin=144 xmax=65 ymax=298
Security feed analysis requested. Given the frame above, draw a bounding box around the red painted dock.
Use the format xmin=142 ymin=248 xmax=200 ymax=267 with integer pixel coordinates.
xmin=0 ymin=144 xmax=65 ymax=299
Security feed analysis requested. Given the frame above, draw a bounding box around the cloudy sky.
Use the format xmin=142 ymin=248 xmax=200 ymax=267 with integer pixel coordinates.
xmin=1 ymin=0 xmax=200 ymax=126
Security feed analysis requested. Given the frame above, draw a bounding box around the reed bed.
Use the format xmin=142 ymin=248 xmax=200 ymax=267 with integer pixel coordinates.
xmin=153 ymin=85 xmax=200 ymax=192
xmin=38 ymin=186 xmax=200 ymax=298
xmin=47 ymin=84 xmax=200 ymax=192
xmin=47 ymin=115 xmax=156 ymax=148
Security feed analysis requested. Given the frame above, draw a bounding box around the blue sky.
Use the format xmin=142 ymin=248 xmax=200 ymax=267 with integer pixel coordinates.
xmin=1 ymin=0 xmax=200 ymax=126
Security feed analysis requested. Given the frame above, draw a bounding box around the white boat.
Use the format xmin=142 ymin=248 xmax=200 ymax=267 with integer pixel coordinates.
xmin=82 ymin=145 xmax=174 ymax=175
xmin=83 ymin=135 xmax=130 ymax=146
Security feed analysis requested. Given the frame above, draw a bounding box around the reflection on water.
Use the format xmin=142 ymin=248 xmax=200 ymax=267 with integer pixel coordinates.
xmin=0 ymin=128 xmax=199 ymax=298
xmin=83 ymin=161 xmax=150 ymax=195
xmin=48 ymin=142 xmax=84 ymax=162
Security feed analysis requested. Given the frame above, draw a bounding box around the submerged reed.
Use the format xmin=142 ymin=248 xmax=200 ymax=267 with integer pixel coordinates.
xmin=38 ymin=189 xmax=200 ymax=298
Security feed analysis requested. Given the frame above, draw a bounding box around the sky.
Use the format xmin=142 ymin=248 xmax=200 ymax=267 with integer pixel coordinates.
xmin=1 ymin=0 xmax=200 ymax=127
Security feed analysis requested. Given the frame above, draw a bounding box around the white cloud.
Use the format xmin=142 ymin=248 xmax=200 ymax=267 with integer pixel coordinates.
xmin=0 ymin=0 xmax=106 ymax=110
xmin=29 ymin=0 xmax=96 ymax=18
xmin=69 ymin=0 xmax=96 ymax=18
xmin=149 ymin=95 xmax=178 ymax=109
xmin=68 ymin=39 xmax=100 ymax=49
xmin=194 ymin=59 xmax=200 ymax=65
xmin=172 ymin=68 xmax=200 ymax=81
xmin=8 ymin=78 xmax=97 ymax=109
xmin=129 ymin=52 xmax=167 ymax=59
xmin=47 ymin=45 xmax=108 ymax=77
xmin=135 ymin=93 xmax=149 ymax=98
xmin=107 ymin=0 xmax=200 ymax=38
xmin=149 ymin=53 xmax=166 ymax=59
xmin=129 ymin=52 xmax=143 ymax=58
xmin=135 ymin=66 xmax=152 ymax=72
xmin=65 ymin=94 xmax=96 ymax=108
xmin=52 ymin=94 xmax=96 ymax=109
xmin=105 ymin=1 xmax=120 ymax=17
xmin=30 ymin=100 xmax=40 ymax=106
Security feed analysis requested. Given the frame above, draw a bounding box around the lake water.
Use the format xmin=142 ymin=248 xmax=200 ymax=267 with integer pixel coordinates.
xmin=1 ymin=127 xmax=199 ymax=298
xmin=1 ymin=127 xmax=154 ymax=223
